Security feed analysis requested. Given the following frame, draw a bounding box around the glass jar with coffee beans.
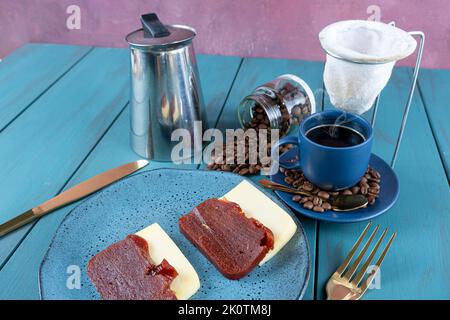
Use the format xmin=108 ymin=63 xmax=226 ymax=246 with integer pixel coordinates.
xmin=207 ymin=74 xmax=315 ymax=176
xmin=237 ymin=74 xmax=316 ymax=136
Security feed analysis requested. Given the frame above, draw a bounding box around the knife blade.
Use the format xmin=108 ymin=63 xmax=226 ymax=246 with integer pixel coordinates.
xmin=0 ymin=160 xmax=149 ymax=238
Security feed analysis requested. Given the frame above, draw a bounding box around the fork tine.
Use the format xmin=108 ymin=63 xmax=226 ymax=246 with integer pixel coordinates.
xmin=342 ymin=225 xmax=380 ymax=280
xmin=358 ymin=232 xmax=396 ymax=294
xmin=351 ymin=227 xmax=388 ymax=286
xmin=336 ymin=222 xmax=372 ymax=275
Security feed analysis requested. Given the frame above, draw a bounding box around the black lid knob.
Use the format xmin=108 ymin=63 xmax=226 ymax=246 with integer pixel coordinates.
xmin=140 ymin=13 xmax=170 ymax=38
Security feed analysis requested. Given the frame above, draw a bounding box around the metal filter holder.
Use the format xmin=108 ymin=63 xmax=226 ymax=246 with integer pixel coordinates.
xmin=321 ymin=22 xmax=425 ymax=168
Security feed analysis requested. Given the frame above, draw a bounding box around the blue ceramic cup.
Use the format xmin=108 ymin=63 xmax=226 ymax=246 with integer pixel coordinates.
xmin=272 ymin=110 xmax=373 ymax=190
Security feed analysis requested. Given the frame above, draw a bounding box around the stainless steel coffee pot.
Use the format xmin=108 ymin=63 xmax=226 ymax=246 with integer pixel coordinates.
xmin=126 ymin=13 xmax=206 ymax=161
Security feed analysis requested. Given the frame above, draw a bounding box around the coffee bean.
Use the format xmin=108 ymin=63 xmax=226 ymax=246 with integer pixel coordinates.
xmin=313 ymin=196 xmax=322 ymax=206
xmin=304 ymin=201 xmax=314 ymax=210
xmin=371 ymin=170 xmax=381 ymax=179
xmin=318 ymin=191 xmax=330 ymax=199
xmin=322 ymin=202 xmax=332 ymax=210
xmin=369 ymin=182 xmax=380 ymax=189
xmin=221 ymin=164 xmax=232 ymax=171
xmin=361 ymin=186 xmax=368 ymax=195
xmin=292 ymin=180 xmax=302 ymax=188
xmin=368 ymin=187 xmax=380 ymax=194
xmin=292 ymin=195 xmax=302 ymax=202
xmin=311 ymin=188 xmax=320 ymax=195
xmin=341 ymin=189 xmax=352 ymax=195
xmin=258 ymin=123 xmax=268 ymax=129
xmin=313 ymin=206 xmax=324 ymax=213
xmin=351 ymin=186 xmax=360 ymax=194
xmin=300 ymin=197 xmax=310 ymax=204
xmin=302 ymin=182 xmax=314 ymax=192
xmin=238 ymin=167 xmax=249 ymax=175
xmin=284 ymin=177 xmax=294 ymax=184
xmin=360 ymin=181 xmax=370 ymax=189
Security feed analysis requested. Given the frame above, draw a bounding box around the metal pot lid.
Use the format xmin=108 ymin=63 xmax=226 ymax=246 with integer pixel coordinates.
xmin=126 ymin=13 xmax=196 ymax=49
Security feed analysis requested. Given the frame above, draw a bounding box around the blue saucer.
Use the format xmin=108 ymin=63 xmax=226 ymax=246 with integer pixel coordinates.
xmin=271 ymin=148 xmax=399 ymax=223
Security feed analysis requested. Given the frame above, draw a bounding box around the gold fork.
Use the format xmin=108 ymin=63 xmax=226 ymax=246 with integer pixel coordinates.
xmin=326 ymin=222 xmax=396 ymax=300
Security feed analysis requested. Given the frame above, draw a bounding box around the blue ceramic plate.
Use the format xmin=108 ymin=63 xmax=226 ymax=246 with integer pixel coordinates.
xmin=271 ymin=148 xmax=399 ymax=223
xmin=39 ymin=169 xmax=310 ymax=300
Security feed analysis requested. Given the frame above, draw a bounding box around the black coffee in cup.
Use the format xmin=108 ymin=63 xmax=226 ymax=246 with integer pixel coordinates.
xmin=306 ymin=124 xmax=365 ymax=148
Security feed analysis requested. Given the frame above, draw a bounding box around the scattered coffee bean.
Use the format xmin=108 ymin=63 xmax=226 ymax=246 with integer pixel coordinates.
xmin=292 ymin=195 xmax=302 ymax=202
xmin=304 ymin=201 xmax=314 ymax=210
xmin=238 ymin=167 xmax=249 ymax=175
xmin=371 ymin=170 xmax=381 ymax=179
xmin=300 ymin=197 xmax=310 ymax=204
xmin=313 ymin=196 xmax=322 ymax=206
xmin=313 ymin=206 xmax=325 ymax=213
xmin=283 ymin=166 xmax=381 ymax=212
xmin=284 ymin=177 xmax=294 ymax=184
xmin=351 ymin=186 xmax=360 ymax=194
xmin=318 ymin=191 xmax=330 ymax=199
xmin=360 ymin=186 xmax=368 ymax=195
xmin=302 ymin=182 xmax=314 ymax=192
xmin=368 ymin=187 xmax=379 ymax=194
xmin=369 ymin=182 xmax=380 ymax=189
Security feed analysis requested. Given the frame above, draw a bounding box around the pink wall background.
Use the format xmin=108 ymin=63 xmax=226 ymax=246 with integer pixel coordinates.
xmin=1 ymin=0 xmax=449 ymax=69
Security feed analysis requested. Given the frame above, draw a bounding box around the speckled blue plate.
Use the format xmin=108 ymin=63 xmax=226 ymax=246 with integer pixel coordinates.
xmin=39 ymin=168 xmax=310 ymax=300
xmin=271 ymin=148 xmax=399 ymax=223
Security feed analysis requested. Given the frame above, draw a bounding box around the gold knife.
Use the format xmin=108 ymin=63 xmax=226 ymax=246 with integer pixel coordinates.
xmin=0 ymin=160 xmax=149 ymax=238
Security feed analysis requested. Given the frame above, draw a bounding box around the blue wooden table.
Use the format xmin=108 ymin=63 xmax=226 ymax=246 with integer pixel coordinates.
xmin=0 ymin=44 xmax=449 ymax=300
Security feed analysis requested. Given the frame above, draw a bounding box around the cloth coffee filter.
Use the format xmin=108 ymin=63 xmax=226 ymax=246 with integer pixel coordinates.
xmin=319 ymin=20 xmax=417 ymax=114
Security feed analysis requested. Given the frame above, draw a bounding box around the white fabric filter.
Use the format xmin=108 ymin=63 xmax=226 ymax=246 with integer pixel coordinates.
xmin=319 ymin=20 xmax=417 ymax=114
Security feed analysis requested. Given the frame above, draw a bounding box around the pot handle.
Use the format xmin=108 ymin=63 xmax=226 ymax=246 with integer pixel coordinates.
xmin=141 ymin=13 xmax=170 ymax=38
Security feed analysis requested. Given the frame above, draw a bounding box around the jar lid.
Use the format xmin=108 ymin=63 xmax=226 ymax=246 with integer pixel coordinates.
xmin=126 ymin=13 xmax=196 ymax=49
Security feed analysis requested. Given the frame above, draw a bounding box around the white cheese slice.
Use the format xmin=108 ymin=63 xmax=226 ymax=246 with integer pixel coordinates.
xmin=222 ymin=180 xmax=297 ymax=265
xmin=136 ymin=223 xmax=200 ymax=300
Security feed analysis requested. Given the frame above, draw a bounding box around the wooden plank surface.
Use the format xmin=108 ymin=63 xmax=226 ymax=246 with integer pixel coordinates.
xmin=0 ymin=44 xmax=92 ymax=131
xmin=0 ymin=52 xmax=241 ymax=299
xmin=206 ymin=57 xmax=325 ymax=299
xmin=0 ymin=47 xmax=130 ymax=268
xmin=316 ymin=67 xmax=450 ymax=299
xmin=418 ymin=69 xmax=450 ymax=180
xmin=1 ymin=43 xmax=449 ymax=300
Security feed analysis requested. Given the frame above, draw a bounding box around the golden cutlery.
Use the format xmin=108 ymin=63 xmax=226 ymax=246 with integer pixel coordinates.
xmin=0 ymin=160 xmax=149 ymax=237
xmin=259 ymin=179 xmax=368 ymax=211
xmin=326 ymin=222 xmax=396 ymax=300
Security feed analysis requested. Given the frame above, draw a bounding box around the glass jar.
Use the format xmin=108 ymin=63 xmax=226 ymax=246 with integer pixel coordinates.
xmin=237 ymin=74 xmax=316 ymax=136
